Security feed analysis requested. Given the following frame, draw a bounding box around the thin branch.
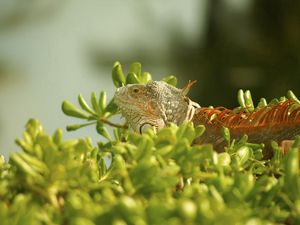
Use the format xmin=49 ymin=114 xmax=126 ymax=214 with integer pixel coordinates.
xmin=98 ymin=118 xmax=128 ymax=129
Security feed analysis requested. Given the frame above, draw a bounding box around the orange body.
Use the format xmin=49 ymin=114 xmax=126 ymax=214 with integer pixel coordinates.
xmin=193 ymin=99 xmax=300 ymax=157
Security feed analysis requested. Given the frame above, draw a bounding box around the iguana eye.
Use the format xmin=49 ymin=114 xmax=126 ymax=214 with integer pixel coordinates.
xmin=132 ymin=88 xmax=139 ymax=93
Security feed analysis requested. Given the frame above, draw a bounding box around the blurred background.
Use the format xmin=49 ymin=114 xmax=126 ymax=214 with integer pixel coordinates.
xmin=0 ymin=0 xmax=299 ymax=157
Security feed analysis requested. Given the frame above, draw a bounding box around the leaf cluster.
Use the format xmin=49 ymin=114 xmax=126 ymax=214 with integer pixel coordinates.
xmin=235 ymin=89 xmax=300 ymax=113
xmin=61 ymin=61 xmax=177 ymax=139
xmin=1 ymin=62 xmax=300 ymax=225
xmin=0 ymin=118 xmax=300 ymax=224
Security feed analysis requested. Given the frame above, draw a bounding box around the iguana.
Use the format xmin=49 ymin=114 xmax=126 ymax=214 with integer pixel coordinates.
xmin=114 ymin=81 xmax=300 ymax=157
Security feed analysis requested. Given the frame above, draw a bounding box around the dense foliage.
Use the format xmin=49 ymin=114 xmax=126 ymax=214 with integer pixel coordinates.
xmin=0 ymin=62 xmax=300 ymax=225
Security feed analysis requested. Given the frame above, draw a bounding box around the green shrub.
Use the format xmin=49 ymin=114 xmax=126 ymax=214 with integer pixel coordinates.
xmin=0 ymin=62 xmax=300 ymax=225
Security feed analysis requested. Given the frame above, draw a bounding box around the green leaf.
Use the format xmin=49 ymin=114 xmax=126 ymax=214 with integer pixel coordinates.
xmin=59 ymin=140 xmax=79 ymax=152
xmin=135 ymin=136 xmax=154 ymax=161
xmin=66 ymin=122 xmax=96 ymax=131
xmin=113 ymin=128 xmax=120 ymax=141
xmin=129 ymin=62 xmax=142 ymax=77
xmin=257 ymin=98 xmax=267 ymax=108
xmin=78 ymin=94 xmax=95 ymax=115
xmin=236 ymin=146 xmax=251 ymax=165
xmin=10 ymin=153 xmax=41 ymax=179
xmin=15 ymin=138 xmax=32 ymax=153
xmin=62 ymin=100 xmax=90 ymax=119
xmin=222 ymin=127 xmax=230 ymax=146
xmin=179 ymin=200 xmax=197 ymax=219
xmin=96 ymin=123 xmax=112 ymax=141
xmin=162 ymin=75 xmax=177 ymax=86
xmin=91 ymin=91 xmax=101 ymax=115
xmin=99 ymin=157 xmax=107 ymax=177
xmin=107 ymin=154 xmax=127 ymax=179
xmin=140 ymin=72 xmax=152 ymax=84
xmin=194 ymin=125 xmax=205 ymax=138
xmin=18 ymin=152 xmax=48 ymax=174
xmin=99 ymin=91 xmax=107 ymax=112
xmin=237 ymin=89 xmax=246 ymax=108
xmin=284 ymin=146 xmax=300 ymax=199
xmin=287 ymin=90 xmax=300 ymax=104
xmin=218 ymin=152 xmax=231 ymax=166
xmin=112 ymin=61 xmax=125 ymax=87
xmin=52 ymin=128 xmax=63 ymax=145
xmin=176 ymin=121 xmax=195 ymax=143
xmin=269 ymin=98 xmax=279 ymax=105
xmin=126 ymin=72 xmax=140 ymax=84
xmin=25 ymin=118 xmax=44 ymax=138
xmin=244 ymin=90 xmax=254 ymax=111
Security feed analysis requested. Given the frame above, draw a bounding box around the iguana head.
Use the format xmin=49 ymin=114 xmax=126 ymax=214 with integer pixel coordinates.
xmin=114 ymin=80 xmax=200 ymax=132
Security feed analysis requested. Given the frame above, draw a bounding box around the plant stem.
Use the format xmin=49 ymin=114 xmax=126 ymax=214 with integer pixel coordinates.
xmin=98 ymin=118 xmax=127 ymax=129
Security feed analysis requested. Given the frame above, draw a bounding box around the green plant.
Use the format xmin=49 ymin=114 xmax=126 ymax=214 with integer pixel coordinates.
xmin=0 ymin=62 xmax=300 ymax=225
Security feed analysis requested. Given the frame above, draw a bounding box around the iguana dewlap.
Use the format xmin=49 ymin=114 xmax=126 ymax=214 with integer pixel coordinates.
xmin=114 ymin=81 xmax=300 ymax=155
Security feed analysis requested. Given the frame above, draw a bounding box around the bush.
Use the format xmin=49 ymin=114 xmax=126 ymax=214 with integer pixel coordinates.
xmin=0 ymin=62 xmax=300 ymax=225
